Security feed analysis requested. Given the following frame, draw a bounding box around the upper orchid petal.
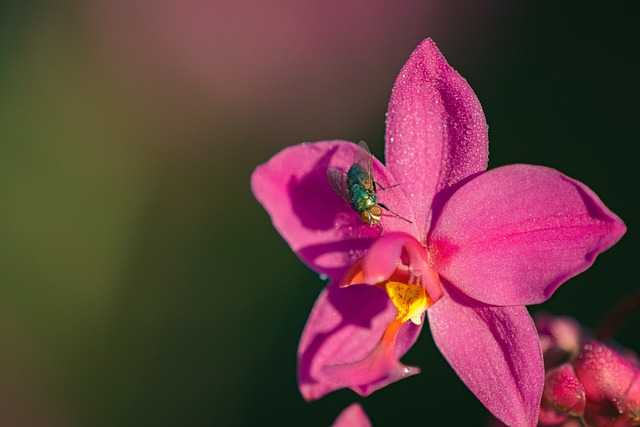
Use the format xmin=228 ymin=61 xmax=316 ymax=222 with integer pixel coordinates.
xmin=429 ymin=164 xmax=626 ymax=306
xmin=428 ymin=286 xmax=543 ymax=427
xmin=251 ymin=140 xmax=417 ymax=280
xmin=331 ymin=403 xmax=372 ymax=427
xmin=385 ymin=38 xmax=489 ymax=241
xmin=298 ymin=281 xmax=423 ymax=401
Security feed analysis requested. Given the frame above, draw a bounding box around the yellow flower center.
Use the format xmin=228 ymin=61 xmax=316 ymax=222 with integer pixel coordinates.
xmin=385 ymin=281 xmax=433 ymax=326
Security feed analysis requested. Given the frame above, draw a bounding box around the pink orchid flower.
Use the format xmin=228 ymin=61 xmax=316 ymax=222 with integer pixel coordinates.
xmin=250 ymin=39 xmax=626 ymax=427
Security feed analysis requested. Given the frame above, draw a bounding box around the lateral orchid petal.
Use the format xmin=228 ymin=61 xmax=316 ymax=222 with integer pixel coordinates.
xmin=428 ymin=286 xmax=543 ymax=427
xmin=386 ymin=38 xmax=489 ymax=240
xmin=429 ymin=164 xmax=626 ymax=306
xmin=251 ymin=140 xmax=416 ymax=281
xmin=297 ymin=281 xmax=422 ymax=401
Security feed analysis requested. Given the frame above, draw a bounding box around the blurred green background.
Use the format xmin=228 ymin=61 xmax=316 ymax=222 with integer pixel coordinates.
xmin=1 ymin=1 xmax=638 ymax=425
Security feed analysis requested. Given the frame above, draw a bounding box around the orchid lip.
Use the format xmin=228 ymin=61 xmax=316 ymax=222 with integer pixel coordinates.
xmin=323 ymin=233 xmax=443 ymax=395
xmin=323 ymin=279 xmax=431 ymax=396
xmin=323 ymin=317 xmax=421 ymax=397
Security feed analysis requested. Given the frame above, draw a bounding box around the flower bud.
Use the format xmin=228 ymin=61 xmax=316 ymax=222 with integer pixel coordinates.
xmin=535 ymin=313 xmax=582 ymax=368
xmin=575 ymin=340 xmax=640 ymax=426
xmin=542 ymin=363 xmax=586 ymax=417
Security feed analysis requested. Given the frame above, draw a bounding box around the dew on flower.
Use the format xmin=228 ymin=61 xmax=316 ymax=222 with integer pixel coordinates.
xmin=533 ymin=312 xmax=640 ymax=427
xmin=251 ymin=37 xmax=626 ymax=427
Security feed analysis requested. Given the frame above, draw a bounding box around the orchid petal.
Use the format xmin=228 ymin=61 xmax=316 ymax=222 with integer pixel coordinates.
xmin=428 ymin=286 xmax=543 ymax=427
xmin=298 ymin=281 xmax=422 ymax=401
xmin=331 ymin=403 xmax=372 ymax=427
xmin=358 ymin=232 xmax=443 ymax=304
xmin=429 ymin=164 xmax=626 ymax=306
xmin=385 ymin=38 xmax=489 ymax=240
xmin=360 ymin=233 xmax=404 ymax=284
xmin=361 ymin=232 xmax=427 ymax=284
xmin=251 ymin=141 xmax=417 ymax=280
xmin=323 ymin=317 xmax=421 ymax=397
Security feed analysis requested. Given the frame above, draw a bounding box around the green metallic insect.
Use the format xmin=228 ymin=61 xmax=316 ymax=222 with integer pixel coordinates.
xmin=327 ymin=141 xmax=411 ymax=227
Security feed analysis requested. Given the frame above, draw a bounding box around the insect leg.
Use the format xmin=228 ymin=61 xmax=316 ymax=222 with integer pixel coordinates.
xmin=375 ymin=181 xmax=400 ymax=191
xmin=377 ymin=203 xmax=412 ymax=223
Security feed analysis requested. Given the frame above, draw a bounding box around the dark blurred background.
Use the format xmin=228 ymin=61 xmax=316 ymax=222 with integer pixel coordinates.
xmin=0 ymin=1 xmax=638 ymax=425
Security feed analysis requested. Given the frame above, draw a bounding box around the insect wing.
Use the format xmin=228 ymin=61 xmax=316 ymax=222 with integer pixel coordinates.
xmin=354 ymin=141 xmax=374 ymax=191
xmin=327 ymin=168 xmax=353 ymax=206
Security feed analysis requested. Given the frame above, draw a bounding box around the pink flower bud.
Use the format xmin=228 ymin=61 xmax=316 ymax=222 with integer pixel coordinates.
xmin=620 ymin=374 xmax=640 ymax=425
xmin=542 ymin=363 xmax=586 ymax=417
xmin=535 ymin=313 xmax=582 ymax=368
xmin=575 ymin=340 xmax=640 ymax=426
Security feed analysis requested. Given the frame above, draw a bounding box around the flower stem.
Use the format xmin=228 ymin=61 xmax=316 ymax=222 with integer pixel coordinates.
xmin=577 ymin=415 xmax=588 ymax=427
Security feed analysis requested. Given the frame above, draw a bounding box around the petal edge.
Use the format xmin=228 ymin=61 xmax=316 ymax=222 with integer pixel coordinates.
xmin=385 ymin=38 xmax=489 ymax=241
xmin=430 ymin=164 xmax=626 ymax=306
xmin=428 ymin=286 xmax=543 ymax=427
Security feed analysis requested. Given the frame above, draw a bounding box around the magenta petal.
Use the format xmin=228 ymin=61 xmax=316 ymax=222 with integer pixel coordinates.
xmin=385 ymin=38 xmax=489 ymax=240
xmin=331 ymin=403 xmax=372 ymax=427
xmin=428 ymin=286 xmax=543 ymax=427
xmin=429 ymin=164 xmax=626 ymax=306
xmin=361 ymin=233 xmax=405 ymax=284
xmin=298 ymin=281 xmax=422 ymax=401
xmin=323 ymin=342 xmax=420 ymax=397
xmin=361 ymin=232 xmax=427 ymax=284
xmin=251 ymin=140 xmax=416 ymax=280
